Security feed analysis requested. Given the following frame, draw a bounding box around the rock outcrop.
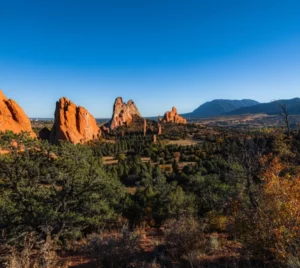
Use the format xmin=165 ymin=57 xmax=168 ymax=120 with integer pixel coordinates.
xmin=0 ymin=90 xmax=36 ymax=137
xmin=49 ymin=97 xmax=101 ymax=144
xmin=162 ymin=107 xmax=187 ymax=124
xmin=109 ymin=97 xmax=142 ymax=130
xmin=158 ymin=122 xmax=162 ymax=135
xmin=143 ymin=119 xmax=147 ymax=136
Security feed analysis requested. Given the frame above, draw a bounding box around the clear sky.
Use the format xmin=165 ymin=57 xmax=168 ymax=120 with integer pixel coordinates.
xmin=0 ymin=0 xmax=299 ymax=118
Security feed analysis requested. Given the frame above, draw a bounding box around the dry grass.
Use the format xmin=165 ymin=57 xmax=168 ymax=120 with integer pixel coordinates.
xmin=178 ymin=162 xmax=196 ymax=169
xmin=194 ymin=114 xmax=269 ymax=125
xmin=101 ymin=139 xmax=116 ymax=144
xmin=160 ymin=162 xmax=196 ymax=172
xmin=168 ymin=139 xmax=199 ymax=146
xmin=126 ymin=187 xmax=137 ymax=195
xmin=5 ymin=233 xmax=67 ymax=268
xmin=102 ymin=156 xmax=118 ymax=165
xmin=63 ymin=255 xmax=97 ymax=268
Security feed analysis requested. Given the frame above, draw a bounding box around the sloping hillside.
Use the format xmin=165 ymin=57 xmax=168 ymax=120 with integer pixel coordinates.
xmin=226 ymin=98 xmax=300 ymax=115
xmin=183 ymin=99 xmax=259 ymax=118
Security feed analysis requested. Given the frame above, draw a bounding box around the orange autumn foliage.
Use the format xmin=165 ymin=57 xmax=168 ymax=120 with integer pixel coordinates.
xmin=260 ymin=157 xmax=300 ymax=262
xmin=235 ymin=156 xmax=300 ymax=264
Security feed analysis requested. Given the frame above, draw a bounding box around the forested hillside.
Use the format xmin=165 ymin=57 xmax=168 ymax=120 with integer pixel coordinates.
xmin=1 ymin=123 xmax=300 ymax=267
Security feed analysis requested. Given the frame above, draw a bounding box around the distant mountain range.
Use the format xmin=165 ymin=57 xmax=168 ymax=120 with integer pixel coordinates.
xmin=182 ymin=99 xmax=260 ymax=118
xmin=182 ymin=98 xmax=300 ymax=118
xmin=226 ymin=98 xmax=300 ymax=116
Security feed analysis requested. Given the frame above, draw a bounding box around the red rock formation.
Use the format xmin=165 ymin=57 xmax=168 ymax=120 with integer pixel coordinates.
xmin=49 ymin=97 xmax=101 ymax=144
xmin=162 ymin=107 xmax=187 ymax=124
xmin=0 ymin=90 xmax=36 ymax=137
xmin=143 ymin=119 xmax=147 ymax=136
xmin=158 ymin=122 xmax=162 ymax=135
xmin=101 ymin=125 xmax=110 ymax=134
xmin=109 ymin=97 xmax=142 ymax=130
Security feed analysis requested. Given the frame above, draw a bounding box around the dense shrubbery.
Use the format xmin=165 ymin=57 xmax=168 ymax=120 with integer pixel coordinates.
xmin=0 ymin=132 xmax=126 ymax=268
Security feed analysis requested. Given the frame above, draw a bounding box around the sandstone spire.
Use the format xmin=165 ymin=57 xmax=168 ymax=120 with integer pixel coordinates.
xmin=158 ymin=122 xmax=162 ymax=135
xmin=49 ymin=97 xmax=101 ymax=144
xmin=109 ymin=97 xmax=142 ymax=130
xmin=143 ymin=119 xmax=147 ymax=136
xmin=0 ymin=90 xmax=36 ymax=137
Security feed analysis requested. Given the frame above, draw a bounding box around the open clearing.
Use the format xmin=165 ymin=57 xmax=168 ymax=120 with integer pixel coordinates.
xmin=102 ymin=156 xmax=118 ymax=165
xmin=167 ymin=139 xmax=200 ymax=146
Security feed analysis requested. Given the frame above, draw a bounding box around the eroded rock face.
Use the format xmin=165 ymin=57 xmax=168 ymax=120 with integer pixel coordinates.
xmin=109 ymin=97 xmax=142 ymax=130
xmin=49 ymin=97 xmax=101 ymax=144
xmin=162 ymin=107 xmax=187 ymax=124
xmin=0 ymin=90 xmax=36 ymax=137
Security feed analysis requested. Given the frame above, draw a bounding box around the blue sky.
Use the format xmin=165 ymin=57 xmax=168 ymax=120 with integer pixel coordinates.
xmin=0 ymin=0 xmax=299 ymax=118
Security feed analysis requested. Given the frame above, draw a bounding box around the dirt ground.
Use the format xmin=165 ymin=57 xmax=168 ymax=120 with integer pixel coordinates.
xmin=63 ymin=228 xmax=244 ymax=268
